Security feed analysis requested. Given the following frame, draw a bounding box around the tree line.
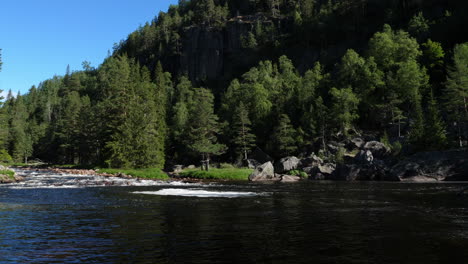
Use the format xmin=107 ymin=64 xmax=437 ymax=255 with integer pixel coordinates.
xmin=0 ymin=1 xmax=467 ymax=169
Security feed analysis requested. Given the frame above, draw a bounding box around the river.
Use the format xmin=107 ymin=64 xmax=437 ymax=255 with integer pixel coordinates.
xmin=1 ymin=169 xmax=468 ymax=263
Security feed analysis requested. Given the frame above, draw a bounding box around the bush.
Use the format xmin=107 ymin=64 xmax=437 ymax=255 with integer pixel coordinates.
xmin=0 ymin=150 xmax=13 ymax=164
xmin=0 ymin=170 xmax=15 ymax=179
xmin=219 ymin=163 xmax=235 ymax=169
xmin=380 ymin=131 xmax=392 ymax=150
xmin=392 ymin=141 xmax=403 ymax=156
xmin=334 ymin=147 xmax=346 ymax=164
xmin=288 ymin=170 xmax=308 ymax=178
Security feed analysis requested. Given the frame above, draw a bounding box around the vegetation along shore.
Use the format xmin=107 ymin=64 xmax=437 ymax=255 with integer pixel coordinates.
xmin=0 ymin=0 xmax=467 ymax=182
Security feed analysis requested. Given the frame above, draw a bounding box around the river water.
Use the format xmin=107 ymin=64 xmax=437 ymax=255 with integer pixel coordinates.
xmin=1 ymin=169 xmax=468 ymax=263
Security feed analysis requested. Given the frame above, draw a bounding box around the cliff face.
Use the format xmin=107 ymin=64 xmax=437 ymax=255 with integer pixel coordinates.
xmin=179 ymin=18 xmax=258 ymax=83
xmin=147 ymin=0 xmax=459 ymax=84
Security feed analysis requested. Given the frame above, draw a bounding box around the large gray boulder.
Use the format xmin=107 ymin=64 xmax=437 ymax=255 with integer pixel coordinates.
xmin=364 ymin=141 xmax=391 ymax=159
xmin=318 ymin=163 xmax=336 ymax=175
xmin=249 ymin=162 xmax=279 ymax=181
xmin=309 ymin=163 xmax=336 ymax=180
xmin=274 ymin=156 xmax=301 ymax=174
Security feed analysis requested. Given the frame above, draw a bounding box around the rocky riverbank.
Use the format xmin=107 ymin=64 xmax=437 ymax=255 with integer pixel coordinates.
xmin=0 ymin=165 xmax=24 ymax=183
xmin=248 ymin=139 xmax=468 ymax=182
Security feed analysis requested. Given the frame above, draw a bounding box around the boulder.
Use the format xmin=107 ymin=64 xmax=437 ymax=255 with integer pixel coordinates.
xmin=335 ymin=164 xmax=362 ymax=181
xmin=280 ymin=175 xmax=301 ymax=182
xmin=301 ymin=154 xmax=323 ymax=168
xmin=327 ymin=141 xmax=344 ymax=154
xmin=354 ymin=150 xmax=374 ymax=164
xmin=318 ymin=163 xmax=336 ymax=176
xmin=0 ymin=174 xmax=14 ymax=184
xmin=172 ymin=165 xmax=184 ymax=173
xmin=187 ymin=165 xmax=196 ymax=169
xmin=363 ymin=141 xmax=391 ymax=159
xmin=274 ymin=156 xmax=301 ymax=174
xmin=249 ymin=162 xmax=279 ymax=181
xmin=346 ymin=137 xmax=365 ymax=150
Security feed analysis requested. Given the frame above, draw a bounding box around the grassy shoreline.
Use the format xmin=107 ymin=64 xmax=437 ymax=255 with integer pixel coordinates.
xmin=5 ymin=163 xmax=253 ymax=181
xmin=178 ymin=168 xmax=253 ymax=181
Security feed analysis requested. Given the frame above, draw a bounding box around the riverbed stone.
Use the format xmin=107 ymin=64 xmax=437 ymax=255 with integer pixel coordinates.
xmin=280 ymin=175 xmax=301 ymax=182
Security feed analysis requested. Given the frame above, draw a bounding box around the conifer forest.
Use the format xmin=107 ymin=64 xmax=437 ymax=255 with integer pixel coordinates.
xmin=1 ymin=0 xmax=467 ymax=170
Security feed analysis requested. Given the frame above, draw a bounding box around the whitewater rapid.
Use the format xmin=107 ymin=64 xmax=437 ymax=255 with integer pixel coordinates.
xmin=4 ymin=169 xmax=265 ymax=198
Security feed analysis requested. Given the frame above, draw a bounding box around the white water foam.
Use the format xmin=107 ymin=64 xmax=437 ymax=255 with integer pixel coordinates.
xmin=6 ymin=169 xmax=209 ymax=189
xmin=133 ymin=188 xmax=261 ymax=198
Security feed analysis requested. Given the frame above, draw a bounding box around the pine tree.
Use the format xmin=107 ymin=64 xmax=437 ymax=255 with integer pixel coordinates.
xmin=445 ymin=43 xmax=468 ymax=147
xmin=271 ymin=114 xmax=297 ymax=158
xmin=409 ymin=98 xmax=425 ymax=150
xmin=187 ymin=88 xmax=226 ymax=170
xmin=424 ymin=92 xmax=447 ymax=150
xmin=330 ymin=87 xmax=360 ymax=136
xmin=9 ymin=94 xmax=33 ymax=163
xmin=232 ymin=102 xmax=256 ymax=160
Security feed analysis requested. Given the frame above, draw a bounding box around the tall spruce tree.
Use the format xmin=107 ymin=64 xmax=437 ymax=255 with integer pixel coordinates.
xmin=445 ymin=43 xmax=468 ymax=147
xmin=187 ymin=88 xmax=225 ymax=170
xmin=330 ymin=87 xmax=360 ymax=136
xmin=424 ymin=92 xmax=447 ymax=150
xmin=232 ymin=102 xmax=256 ymax=161
xmin=271 ymin=114 xmax=297 ymax=158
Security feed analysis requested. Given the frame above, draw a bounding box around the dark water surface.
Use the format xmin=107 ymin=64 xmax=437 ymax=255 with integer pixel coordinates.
xmin=1 ymin=170 xmax=468 ymax=263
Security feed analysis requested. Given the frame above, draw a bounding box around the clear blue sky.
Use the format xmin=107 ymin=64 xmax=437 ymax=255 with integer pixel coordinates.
xmin=0 ymin=0 xmax=178 ymax=96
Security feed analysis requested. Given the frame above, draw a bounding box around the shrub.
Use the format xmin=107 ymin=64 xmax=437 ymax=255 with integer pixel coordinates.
xmin=219 ymin=163 xmax=235 ymax=169
xmin=288 ymin=170 xmax=308 ymax=178
xmin=0 ymin=150 xmax=13 ymax=164
xmin=392 ymin=141 xmax=403 ymax=156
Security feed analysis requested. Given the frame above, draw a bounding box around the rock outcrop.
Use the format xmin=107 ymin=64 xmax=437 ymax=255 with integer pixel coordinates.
xmin=390 ymin=150 xmax=468 ymax=182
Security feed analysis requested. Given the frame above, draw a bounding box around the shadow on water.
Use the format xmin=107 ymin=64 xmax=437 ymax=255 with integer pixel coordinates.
xmin=1 ymin=172 xmax=468 ymax=263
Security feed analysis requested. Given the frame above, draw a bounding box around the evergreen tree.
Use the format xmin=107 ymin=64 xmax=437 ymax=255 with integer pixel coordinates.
xmin=329 ymin=87 xmax=360 ymax=136
xmin=409 ymin=98 xmax=425 ymax=149
xmin=271 ymin=114 xmax=297 ymax=158
xmin=445 ymin=43 xmax=468 ymax=147
xmin=9 ymin=94 xmax=33 ymax=163
xmin=232 ymin=102 xmax=256 ymax=160
xmin=187 ymin=88 xmax=226 ymax=170
xmin=408 ymin=12 xmax=430 ymax=41
xmin=424 ymin=92 xmax=447 ymax=150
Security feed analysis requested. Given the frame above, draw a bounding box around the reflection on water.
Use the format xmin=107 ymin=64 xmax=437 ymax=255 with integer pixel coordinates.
xmin=0 ymin=170 xmax=468 ymax=263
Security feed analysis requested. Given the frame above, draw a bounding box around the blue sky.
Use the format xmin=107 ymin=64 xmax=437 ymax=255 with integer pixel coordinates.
xmin=0 ymin=0 xmax=178 ymax=96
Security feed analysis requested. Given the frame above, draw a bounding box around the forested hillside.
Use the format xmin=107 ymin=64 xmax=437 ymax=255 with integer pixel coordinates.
xmin=1 ymin=0 xmax=467 ymax=169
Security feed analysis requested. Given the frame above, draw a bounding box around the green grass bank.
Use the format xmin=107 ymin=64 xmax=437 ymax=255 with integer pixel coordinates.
xmin=178 ymin=168 xmax=253 ymax=180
